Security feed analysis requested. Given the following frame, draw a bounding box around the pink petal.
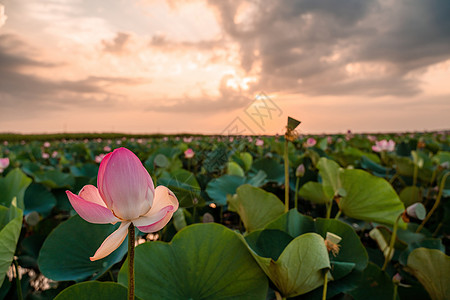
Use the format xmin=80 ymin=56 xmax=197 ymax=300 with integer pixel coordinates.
xmin=97 ymin=151 xmax=112 ymax=199
xmin=66 ymin=188 xmax=119 ymax=224
xmin=90 ymin=221 xmax=130 ymax=261
xmin=372 ymin=145 xmax=381 ymax=152
xmin=134 ymin=186 xmax=179 ymax=232
xmin=99 ymin=148 xmax=155 ymax=220
xmin=79 ymin=185 xmax=107 ymax=207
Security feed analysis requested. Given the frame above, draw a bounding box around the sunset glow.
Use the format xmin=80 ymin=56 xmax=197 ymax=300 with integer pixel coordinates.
xmin=0 ymin=0 xmax=449 ymax=134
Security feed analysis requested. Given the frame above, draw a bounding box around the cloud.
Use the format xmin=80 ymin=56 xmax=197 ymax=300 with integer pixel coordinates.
xmin=102 ymin=32 xmax=132 ymax=54
xmin=145 ymin=74 xmax=252 ymax=113
xmin=205 ymin=0 xmax=450 ymax=97
xmin=0 ymin=4 xmax=7 ymax=29
xmin=0 ymin=33 xmax=148 ymax=119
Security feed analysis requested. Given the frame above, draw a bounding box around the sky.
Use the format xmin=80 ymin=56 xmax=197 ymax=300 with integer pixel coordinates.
xmin=0 ymin=0 xmax=449 ymax=135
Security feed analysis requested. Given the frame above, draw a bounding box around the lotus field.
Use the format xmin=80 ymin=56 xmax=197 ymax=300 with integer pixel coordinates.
xmin=0 ymin=128 xmax=449 ymax=300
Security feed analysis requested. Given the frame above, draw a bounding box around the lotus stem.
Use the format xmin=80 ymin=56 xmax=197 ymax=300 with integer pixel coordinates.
xmin=326 ymin=202 xmax=332 ymax=219
xmin=284 ymin=137 xmax=289 ymax=212
xmin=393 ymin=283 xmax=398 ymax=300
xmin=14 ymin=259 xmax=23 ymax=300
xmin=334 ymin=210 xmax=342 ymax=220
xmin=128 ymin=224 xmax=135 ymax=300
xmin=416 ymin=172 xmax=449 ymax=233
xmin=322 ymin=271 xmax=328 ymax=300
xmin=294 ymin=177 xmax=300 ymax=210
xmin=382 ymin=213 xmax=401 ymax=271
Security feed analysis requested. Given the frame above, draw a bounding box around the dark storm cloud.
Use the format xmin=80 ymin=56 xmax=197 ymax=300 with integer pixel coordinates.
xmin=207 ymin=0 xmax=450 ymax=97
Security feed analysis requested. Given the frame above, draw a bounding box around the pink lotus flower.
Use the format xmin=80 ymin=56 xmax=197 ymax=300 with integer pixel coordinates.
xmin=0 ymin=158 xmax=9 ymax=173
xmin=304 ymin=137 xmax=317 ymax=147
xmin=42 ymin=152 xmax=50 ymax=159
xmin=372 ymin=139 xmax=395 ymax=152
xmin=43 ymin=141 xmax=51 ymax=148
xmin=95 ymin=154 xmax=106 ymax=163
xmin=255 ymin=139 xmax=264 ymax=146
xmin=184 ymin=148 xmax=195 ymax=159
xmin=66 ymin=148 xmax=178 ymax=261
xmin=103 ymin=146 xmax=112 ymax=152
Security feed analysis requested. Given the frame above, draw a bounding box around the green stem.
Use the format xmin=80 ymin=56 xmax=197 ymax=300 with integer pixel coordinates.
xmin=413 ymin=162 xmax=418 ymax=187
xmin=326 ymin=201 xmax=332 ymax=219
xmin=334 ymin=210 xmax=342 ymax=219
xmin=382 ymin=214 xmax=402 ymax=271
xmin=294 ymin=177 xmax=300 ymax=210
xmin=322 ymin=271 xmax=328 ymax=300
xmin=417 ymin=172 xmax=449 ymax=233
xmin=393 ymin=283 xmax=398 ymax=300
xmin=13 ymin=259 xmax=23 ymax=300
xmin=284 ymin=137 xmax=289 ymax=212
xmin=128 ymin=224 xmax=135 ymax=300
xmin=432 ymin=222 xmax=443 ymax=238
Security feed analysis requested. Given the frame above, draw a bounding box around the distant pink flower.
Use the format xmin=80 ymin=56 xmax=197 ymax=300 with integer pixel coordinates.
xmin=43 ymin=141 xmax=51 ymax=148
xmin=183 ymin=137 xmax=193 ymax=143
xmin=184 ymin=148 xmax=195 ymax=159
xmin=255 ymin=139 xmax=264 ymax=146
xmin=0 ymin=158 xmax=9 ymax=173
xmin=367 ymin=135 xmax=377 ymax=142
xmin=66 ymin=148 xmax=178 ymax=261
xmin=327 ymin=136 xmax=333 ymax=144
xmin=3 ymin=141 xmax=8 ymax=146
xmin=116 ymin=140 xmax=122 ymax=145
xmin=163 ymin=137 xmax=168 ymax=142
xmin=247 ymin=137 xmax=253 ymax=142
xmin=103 ymin=146 xmax=111 ymax=152
xmin=42 ymin=152 xmax=50 ymax=159
xmin=137 ymin=139 xmax=143 ymax=144
xmin=372 ymin=140 xmax=395 ymax=152
xmin=51 ymin=151 xmax=58 ymax=158
xmin=304 ymin=138 xmax=317 ymax=147
xmin=95 ymin=154 xmax=106 ymax=163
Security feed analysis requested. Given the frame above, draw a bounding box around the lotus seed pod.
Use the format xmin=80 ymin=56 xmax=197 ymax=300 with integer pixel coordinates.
xmin=326 ymin=232 xmax=342 ymax=244
xmin=406 ymin=203 xmax=426 ymax=220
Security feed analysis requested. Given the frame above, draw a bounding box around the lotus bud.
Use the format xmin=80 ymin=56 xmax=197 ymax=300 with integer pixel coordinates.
xmin=295 ymin=164 xmax=305 ymax=177
xmin=25 ymin=211 xmax=40 ymax=226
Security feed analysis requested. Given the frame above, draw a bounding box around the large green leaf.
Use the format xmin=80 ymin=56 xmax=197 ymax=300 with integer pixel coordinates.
xmin=228 ymin=184 xmax=284 ymax=233
xmin=339 ymin=169 xmax=406 ymax=227
xmin=0 ymin=201 xmax=23 ymax=286
xmin=38 ymin=215 xmax=128 ymax=281
xmin=245 ymin=232 xmax=330 ymax=298
xmin=0 ymin=168 xmax=32 ymax=208
xmin=317 ymin=158 xmax=341 ymax=199
xmin=347 ymin=263 xmax=395 ymax=300
xmin=118 ymin=223 xmax=268 ymax=300
xmin=205 ymin=175 xmax=245 ymax=206
xmin=33 ymin=170 xmax=75 ymax=189
xmin=24 ymin=183 xmax=57 ymax=216
xmin=298 ymin=181 xmax=330 ymax=204
xmin=252 ymin=158 xmax=285 ymax=184
xmin=54 ymin=281 xmax=140 ymax=300
xmin=266 ymin=210 xmax=368 ymax=280
xmin=158 ymin=169 xmax=203 ymax=208
xmin=227 ymin=162 xmax=245 ymax=177
xmin=399 ymin=186 xmax=422 ymax=206
xmin=407 ymin=248 xmax=450 ymax=300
